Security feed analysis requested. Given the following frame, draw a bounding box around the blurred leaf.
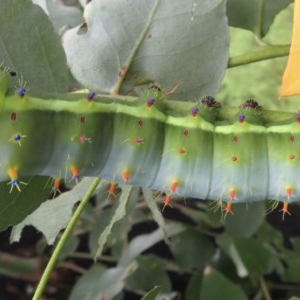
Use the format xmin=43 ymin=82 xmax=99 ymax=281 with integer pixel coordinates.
xmin=126 ymin=255 xmax=171 ymax=293
xmin=33 ymin=0 xmax=83 ymax=30
xmin=69 ymin=264 xmax=136 ymax=300
xmin=210 ymin=249 xmax=241 ymax=282
xmin=226 ymin=0 xmax=292 ymax=36
xmin=281 ymin=248 xmax=300 ymax=282
xmin=89 ymin=187 xmax=139 ymax=254
xmin=0 ymin=0 xmax=68 ymax=92
xmin=62 ymin=0 xmax=228 ymax=99
xmin=141 ymin=286 xmax=161 ymax=300
xmin=10 ymin=177 xmax=99 ymax=244
xmin=185 ymin=271 xmax=203 ymax=300
xmin=0 ymin=251 xmax=39 ymax=279
xmin=256 ymin=221 xmax=283 ymax=245
xmin=0 ymin=176 xmax=51 ymax=232
xmin=95 ymin=185 xmax=133 ymax=259
xmin=89 ymin=203 xmax=120 ymax=254
xmin=199 ymin=267 xmax=248 ymax=300
xmin=232 ymin=238 xmax=273 ymax=276
xmin=57 ymin=234 xmax=79 ymax=260
xmin=217 ymin=234 xmax=274 ymax=278
xmin=170 ymin=227 xmax=214 ymax=272
xmin=143 ymin=189 xmax=168 ymax=242
xmin=224 ymin=202 xmax=265 ymax=237
xmin=118 ymin=223 xmax=187 ymax=267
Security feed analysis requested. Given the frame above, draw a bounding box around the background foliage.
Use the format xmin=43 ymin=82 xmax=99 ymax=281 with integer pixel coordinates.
xmin=0 ymin=0 xmax=300 ymax=299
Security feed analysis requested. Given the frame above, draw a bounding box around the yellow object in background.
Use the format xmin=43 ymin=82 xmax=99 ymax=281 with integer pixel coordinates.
xmin=280 ymin=0 xmax=300 ymax=96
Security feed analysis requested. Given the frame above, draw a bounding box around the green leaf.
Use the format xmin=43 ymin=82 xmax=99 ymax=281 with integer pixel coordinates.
xmin=199 ymin=267 xmax=248 ymax=300
xmin=57 ymin=234 xmax=79 ymax=261
xmin=141 ymin=286 xmax=162 ymax=300
xmin=89 ymin=186 xmax=139 ymax=254
xmin=218 ymin=6 xmax=300 ymax=112
xmin=62 ymin=0 xmax=229 ymax=99
xmin=33 ymin=0 xmax=83 ymax=30
xmin=69 ymin=264 xmax=135 ymax=300
xmin=170 ymin=227 xmax=214 ymax=272
xmin=226 ymin=0 xmax=292 ymax=36
xmin=118 ymin=223 xmax=187 ymax=267
xmin=185 ymin=271 xmax=203 ymax=300
xmin=0 ymin=251 xmax=39 ymax=279
xmin=143 ymin=189 xmax=169 ymax=243
xmin=95 ymin=185 xmax=133 ymax=259
xmin=224 ymin=202 xmax=265 ymax=237
xmin=0 ymin=176 xmax=51 ymax=232
xmin=217 ymin=234 xmax=274 ymax=278
xmin=0 ymin=0 xmax=68 ymax=92
xmin=10 ymin=177 xmax=99 ymax=244
xmin=281 ymin=248 xmax=300 ymax=282
xmin=126 ymin=255 xmax=171 ymax=293
xmin=232 ymin=237 xmax=273 ymax=276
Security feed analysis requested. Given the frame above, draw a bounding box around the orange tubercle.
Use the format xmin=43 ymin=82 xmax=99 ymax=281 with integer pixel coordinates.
xmin=286 ymin=186 xmax=293 ymax=198
xmin=228 ymin=188 xmax=237 ymax=201
xmin=53 ymin=178 xmax=60 ymax=189
xmin=7 ymin=167 xmax=18 ymax=180
xmin=279 ymin=202 xmax=291 ymax=220
xmin=71 ymin=166 xmax=78 ymax=177
xmin=108 ymin=182 xmax=117 ymax=196
xmin=162 ymin=194 xmax=173 ymax=212
xmin=7 ymin=167 xmax=27 ymax=192
xmin=224 ymin=201 xmax=233 ymax=217
xmin=170 ymin=180 xmax=179 ymax=193
xmin=122 ymin=169 xmax=130 ymax=183
xmin=52 ymin=178 xmax=62 ymax=197
xmin=70 ymin=166 xmax=80 ymax=183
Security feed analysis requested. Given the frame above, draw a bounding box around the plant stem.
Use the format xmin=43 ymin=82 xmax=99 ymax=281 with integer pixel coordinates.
xmin=260 ymin=276 xmax=272 ymax=300
xmin=228 ymin=45 xmax=290 ymax=67
xmin=32 ymin=177 xmax=101 ymax=300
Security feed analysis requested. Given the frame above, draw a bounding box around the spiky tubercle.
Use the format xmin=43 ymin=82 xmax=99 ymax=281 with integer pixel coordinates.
xmin=0 ymin=70 xmax=299 ymax=207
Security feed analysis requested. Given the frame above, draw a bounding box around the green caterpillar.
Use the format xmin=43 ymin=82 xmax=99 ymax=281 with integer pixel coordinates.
xmin=0 ymin=68 xmax=299 ymax=216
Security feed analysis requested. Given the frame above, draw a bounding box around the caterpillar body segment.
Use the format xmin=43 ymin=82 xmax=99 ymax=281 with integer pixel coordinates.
xmin=99 ymin=92 xmax=166 ymax=188
xmin=267 ymin=122 xmax=300 ymax=201
xmin=208 ymin=120 xmax=268 ymax=202
xmin=151 ymin=108 xmax=215 ymax=199
xmin=1 ymin=70 xmax=300 ymax=206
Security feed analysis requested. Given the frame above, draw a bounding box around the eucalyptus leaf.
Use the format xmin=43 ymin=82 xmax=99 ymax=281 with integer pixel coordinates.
xmin=126 ymin=255 xmax=171 ymax=293
xmin=224 ymin=202 xmax=265 ymax=237
xmin=0 ymin=0 xmax=68 ymax=92
xmin=68 ymin=264 xmax=135 ymax=300
xmin=226 ymin=0 xmax=292 ymax=36
xmin=0 ymin=176 xmax=51 ymax=232
xmin=10 ymin=177 xmax=99 ymax=244
xmin=63 ymin=0 xmax=229 ymax=99
xmin=95 ymin=185 xmax=133 ymax=259
xmin=141 ymin=286 xmax=162 ymax=300
xmin=33 ymin=0 xmax=83 ymax=30
xmin=199 ymin=267 xmax=248 ymax=300
xmin=170 ymin=227 xmax=214 ymax=272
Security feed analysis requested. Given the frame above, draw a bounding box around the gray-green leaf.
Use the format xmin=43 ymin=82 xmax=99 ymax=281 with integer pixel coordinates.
xmin=63 ymin=0 xmax=229 ymax=99
xmin=0 ymin=0 xmax=68 ymax=92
